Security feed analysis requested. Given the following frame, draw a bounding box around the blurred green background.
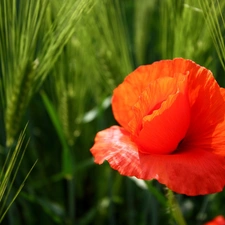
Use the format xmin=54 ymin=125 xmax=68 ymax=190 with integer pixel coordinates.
xmin=1 ymin=0 xmax=225 ymax=224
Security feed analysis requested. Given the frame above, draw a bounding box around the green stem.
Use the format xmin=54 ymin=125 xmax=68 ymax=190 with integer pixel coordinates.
xmin=167 ymin=189 xmax=187 ymax=225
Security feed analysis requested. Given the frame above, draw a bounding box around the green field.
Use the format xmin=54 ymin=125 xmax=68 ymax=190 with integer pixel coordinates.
xmin=1 ymin=0 xmax=225 ymax=224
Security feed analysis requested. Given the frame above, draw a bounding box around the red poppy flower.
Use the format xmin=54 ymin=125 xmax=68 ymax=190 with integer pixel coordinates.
xmin=204 ymin=216 xmax=225 ymax=225
xmin=90 ymin=58 xmax=225 ymax=196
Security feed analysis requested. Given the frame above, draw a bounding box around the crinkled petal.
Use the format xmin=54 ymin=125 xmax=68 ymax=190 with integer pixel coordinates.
xmin=112 ymin=58 xmax=197 ymax=131
xmin=139 ymin=148 xmax=225 ymax=195
xmin=90 ymin=126 xmax=142 ymax=177
xmin=136 ymin=89 xmax=190 ymax=154
xmin=128 ymin=74 xmax=188 ymax=135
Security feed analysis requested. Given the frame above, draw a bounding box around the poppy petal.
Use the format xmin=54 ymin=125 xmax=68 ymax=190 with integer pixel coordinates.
xmin=112 ymin=58 xmax=195 ymax=131
xmin=204 ymin=216 xmax=225 ymax=225
xmin=90 ymin=126 xmax=142 ymax=178
xmin=136 ymin=88 xmax=190 ymax=154
xmin=139 ymin=148 xmax=225 ymax=195
xmin=128 ymin=74 xmax=188 ymax=136
xmin=182 ymin=62 xmax=225 ymax=156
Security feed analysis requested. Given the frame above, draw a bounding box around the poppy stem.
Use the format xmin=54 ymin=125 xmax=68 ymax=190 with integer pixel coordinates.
xmin=166 ymin=188 xmax=187 ymax=225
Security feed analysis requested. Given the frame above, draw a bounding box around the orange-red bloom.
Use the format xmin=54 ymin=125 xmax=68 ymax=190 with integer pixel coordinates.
xmin=204 ymin=216 xmax=225 ymax=225
xmin=90 ymin=58 xmax=225 ymax=196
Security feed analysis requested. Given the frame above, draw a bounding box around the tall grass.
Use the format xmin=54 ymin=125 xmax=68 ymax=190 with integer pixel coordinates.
xmin=0 ymin=0 xmax=225 ymax=224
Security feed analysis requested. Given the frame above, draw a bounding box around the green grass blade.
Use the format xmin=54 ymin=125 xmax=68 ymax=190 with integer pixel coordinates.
xmin=199 ymin=0 xmax=225 ymax=70
xmin=0 ymin=126 xmax=36 ymax=222
xmin=41 ymin=91 xmax=72 ymax=178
